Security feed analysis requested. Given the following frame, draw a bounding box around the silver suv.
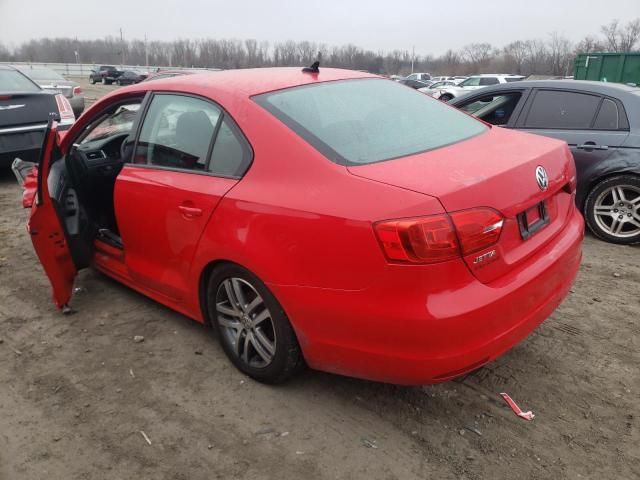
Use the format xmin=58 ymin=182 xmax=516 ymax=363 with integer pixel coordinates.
xmin=433 ymin=74 xmax=525 ymax=101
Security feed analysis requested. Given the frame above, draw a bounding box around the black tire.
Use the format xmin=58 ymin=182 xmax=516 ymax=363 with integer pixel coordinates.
xmin=90 ymin=77 xmax=96 ymax=85
xmin=439 ymin=93 xmax=454 ymax=102
xmin=206 ymin=263 xmax=304 ymax=384
xmin=584 ymin=174 xmax=640 ymax=245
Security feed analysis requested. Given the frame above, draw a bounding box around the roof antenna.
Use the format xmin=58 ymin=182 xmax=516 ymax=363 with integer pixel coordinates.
xmin=302 ymin=53 xmax=321 ymax=73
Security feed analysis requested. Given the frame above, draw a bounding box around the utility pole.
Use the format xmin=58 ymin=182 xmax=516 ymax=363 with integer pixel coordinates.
xmin=120 ymin=27 xmax=125 ymax=66
xmin=145 ymin=34 xmax=149 ymax=71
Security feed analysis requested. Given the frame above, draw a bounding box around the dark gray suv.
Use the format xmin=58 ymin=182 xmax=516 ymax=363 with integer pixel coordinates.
xmin=450 ymin=80 xmax=640 ymax=245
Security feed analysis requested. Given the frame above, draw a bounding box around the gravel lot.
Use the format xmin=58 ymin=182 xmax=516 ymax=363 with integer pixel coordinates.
xmin=0 ymin=79 xmax=638 ymax=480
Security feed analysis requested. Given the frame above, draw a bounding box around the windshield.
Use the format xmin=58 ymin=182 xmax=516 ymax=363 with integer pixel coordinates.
xmin=255 ymin=78 xmax=487 ymax=165
xmin=21 ymin=68 xmax=65 ymax=81
xmin=0 ymin=69 xmax=40 ymax=92
xmin=81 ymin=104 xmax=141 ymax=144
xmin=458 ymin=77 xmax=481 ymax=87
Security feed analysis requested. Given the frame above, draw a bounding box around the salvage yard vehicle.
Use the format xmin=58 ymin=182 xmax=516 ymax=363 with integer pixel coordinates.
xmin=17 ymin=67 xmax=85 ymax=117
xmin=449 ymin=80 xmax=640 ymax=244
xmin=17 ymin=67 xmax=584 ymax=385
xmin=0 ymin=65 xmax=75 ymax=168
xmin=89 ymin=65 xmax=123 ymax=85
xmin=436 ymin=74 xmax=525 ymax=101
xmin=116 ymin=70 xmax=148 ymax=85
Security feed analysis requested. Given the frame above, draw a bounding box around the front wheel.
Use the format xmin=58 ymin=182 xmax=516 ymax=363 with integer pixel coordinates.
xmin=439 ymin=93 xmax=454 ymax=102
xmin=584 ymin=175 xmax=640 ymax=245
xmin=207 ymin=264 xmax=304 ymax=384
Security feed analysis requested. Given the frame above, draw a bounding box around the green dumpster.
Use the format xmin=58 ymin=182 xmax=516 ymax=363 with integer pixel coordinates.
xmin=574 ymin=52 xmax=640 ymax=85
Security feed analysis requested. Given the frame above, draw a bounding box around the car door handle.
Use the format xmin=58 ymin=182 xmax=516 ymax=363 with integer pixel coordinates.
xmin=178 ymin=205 xmax=203 ymax=218
xmin=576 ymin=143 xmax=608 ymax=151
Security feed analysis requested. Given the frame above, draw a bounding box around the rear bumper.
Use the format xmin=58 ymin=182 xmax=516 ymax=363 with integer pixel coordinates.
xmin=0 ymin=129 xmax=45 ymax=167
xmin=271 ymin=208 xmax=584 ymax=385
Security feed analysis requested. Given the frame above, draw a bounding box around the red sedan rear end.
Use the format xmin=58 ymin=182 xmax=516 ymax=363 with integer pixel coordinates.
xmin=24 ymin=68 xmax=583 ymax=385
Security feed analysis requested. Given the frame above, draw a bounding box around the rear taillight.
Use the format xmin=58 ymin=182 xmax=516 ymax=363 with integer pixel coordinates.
xmin=72 ymin=86 xmax=82 ymax=96
xmin=374 ymin=208 xmax=503 ymax=264
xmin=449 ymin=209 xmax=503 ymax=256
xmin=54 ymin=94 xmax=75 ymax=124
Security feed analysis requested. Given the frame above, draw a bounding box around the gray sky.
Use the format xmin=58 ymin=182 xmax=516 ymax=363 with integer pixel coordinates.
xmin=1 ymin=0 xmax=638 ymax=55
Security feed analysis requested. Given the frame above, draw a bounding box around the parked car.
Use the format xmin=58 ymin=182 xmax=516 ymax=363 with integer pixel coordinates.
xmin=398 ymin=78 xmax=433 ymax=89
xmin=404 ymin=72 xmax=432 ymax=81
xmin=449 ymin=80 xmax=640 ymax=244
xmin=116 ymin=70 xmax=148 ymax=85
xmin=17 ymin=68 xmax=583 ymax=385
xmin=431 ymin=75 xmax=467 ymax=83
xmin=436 ymin=74 xmax=525 ymax=101
xmin=143 ymin=69 xmax=199 ymax=82
xmin=0 ymin=65 xmax=75 ymax=167
xmin=89 ymin=65 xmax=123 ymax=85
xmin=418 ymin=80 xmax=459 ymax=96
xmin=17 ymin=67 xmax=85 ymax=117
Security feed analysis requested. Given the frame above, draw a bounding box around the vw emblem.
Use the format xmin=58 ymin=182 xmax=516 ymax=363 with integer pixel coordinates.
xmin=535 ymin=166 xmax=548 ymax=191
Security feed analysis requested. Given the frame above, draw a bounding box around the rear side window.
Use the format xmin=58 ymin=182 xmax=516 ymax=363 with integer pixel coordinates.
xmin=135 ymin=94 xmax=221 ymax=171
xmin=479 ymin=77 xmax=499 ymax=86
xmin=524 ymin=90 xmax=601 ymax=129
xmin=504 ymin=77 xmax=523 ymax=83
xmin=209 ymin=117 xmax=252 ymax=177
xmin=593 ymin=99 xmax=619 ymax=130
xmin=255 ymin=78 xmax=487 ymax=165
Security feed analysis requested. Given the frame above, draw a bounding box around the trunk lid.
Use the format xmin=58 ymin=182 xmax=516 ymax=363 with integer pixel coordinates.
xmin=349 ymin=127 xmax=576 ymax=283
xmin=0 ymin=92 xmax=58 ymax=129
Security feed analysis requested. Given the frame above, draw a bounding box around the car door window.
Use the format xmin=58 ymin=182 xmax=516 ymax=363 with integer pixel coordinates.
xmin=134 ymin=94 xmax=221 ymax=171
xmin=460 ymin=92 xmax=522 ymax=126
xmin=209 ymin=117 xmax=252 ymax=177
xmin=593 ymin=98 xmax=619 ymax=130
xmin=524 ymin=90 xmax=601 ymax=129
xmin=479 ymin=77 xmax=499 ymax=86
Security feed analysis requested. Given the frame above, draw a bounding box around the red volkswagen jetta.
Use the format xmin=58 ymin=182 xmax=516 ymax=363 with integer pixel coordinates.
xmin=19 ymin=67 xmax=584 ymax=384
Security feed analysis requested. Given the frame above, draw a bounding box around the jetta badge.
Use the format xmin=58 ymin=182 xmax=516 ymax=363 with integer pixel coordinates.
xmin=535 ymin=166 xmax=548 ymax=191
xmin=0 ymin=104 xmax=25 ymax=111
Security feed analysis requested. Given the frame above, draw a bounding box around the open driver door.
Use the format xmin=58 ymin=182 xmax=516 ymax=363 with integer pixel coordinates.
xmin=18 ymin=121 xmax=77 ymax=311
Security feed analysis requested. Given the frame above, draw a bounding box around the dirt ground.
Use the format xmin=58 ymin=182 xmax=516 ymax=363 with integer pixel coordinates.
xmin=0 ymin=80 xmax=638 ymax=480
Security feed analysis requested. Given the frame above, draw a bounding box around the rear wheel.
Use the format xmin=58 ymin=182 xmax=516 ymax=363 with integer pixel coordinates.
xmin=584 ymin=175 xmax=640 ymax=245
xmin=206 ymin=264 xmax=304 ymax=384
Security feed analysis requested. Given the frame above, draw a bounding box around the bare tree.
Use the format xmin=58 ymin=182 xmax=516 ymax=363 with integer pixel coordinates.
xmin=503 ymin=40 xmax=528 ymax=74
xmin=602 ymin=19 xmax=640 ymax=52
xmin=574 ymin=35 xmax=605 ymax=54
xmin=462 ymin=43 xmax=494 ymax=71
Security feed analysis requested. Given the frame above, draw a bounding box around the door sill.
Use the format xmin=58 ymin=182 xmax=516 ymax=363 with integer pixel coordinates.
xmin=97 ymin=228 xmax=123 ymax=249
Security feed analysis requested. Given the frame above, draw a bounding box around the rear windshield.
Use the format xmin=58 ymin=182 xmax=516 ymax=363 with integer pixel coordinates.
xmin=20 ymin=68 xmax=65 ymax=81
xmin=0 ymin=69 xmax=40 ymax=92
xmin=255 ymin=78 xmax=487 ymax=165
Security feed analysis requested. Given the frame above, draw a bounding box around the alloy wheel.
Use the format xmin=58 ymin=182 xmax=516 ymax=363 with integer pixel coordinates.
xmin=215 ymin=277 xmax=277 ymax=368
xmin=592 ymin=184 xmax=640 ymax=239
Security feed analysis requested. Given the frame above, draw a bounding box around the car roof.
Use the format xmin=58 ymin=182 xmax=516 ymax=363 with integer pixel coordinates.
xmin=468 ymin=74 xmax=525 ymax=78
xmin=458 ymin=79 xmax=640 ymax=95
xmin=132 ymin=67 xmax=377 ymax=96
